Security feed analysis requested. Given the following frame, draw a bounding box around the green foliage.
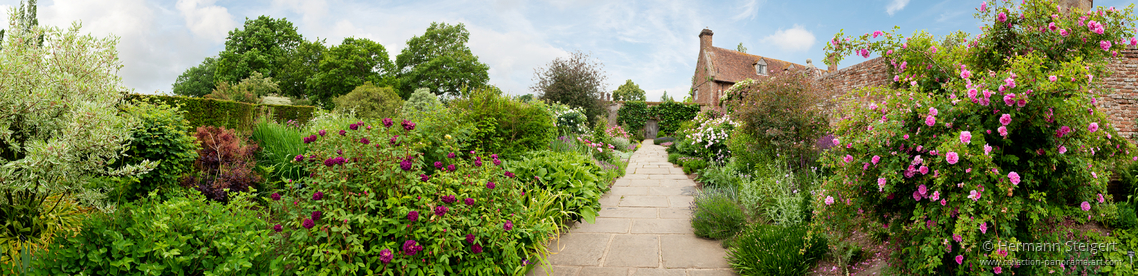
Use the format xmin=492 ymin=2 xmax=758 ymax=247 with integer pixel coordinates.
xmin=395 ymin=22 xmax=490 ymax=98
xmin=532 ymin=51 xmax=609 ymax=120
xmin=1 ymin=15 xmax=157 ymax=257
xmin=1 ymin=194 xmax=85 ymax=275
xmin=728 ymin=223 xmax=827 ymax=276
xmin=30 ymin=191 xmax=281 ymax=275
xmin=617 ymin=101 xmax=649 ymax=134
xmin=545 ymin=102 xmax=590 ymax=135
xmin=272 ymin=119 xmax=555 ymax=275
xmin=126 ymin=94 xmax=315 ymax=135
xmin=677 ymin=156 xmax=708 ymax=175
xmin=278 ymin=39 xmax=327 ymax=99
xmin=726 ymin=128 xmax=768 ymax=174
xmin=172 ymin=56 xmax=217 ymax=97
xmin=697 ymin=163 xmax=743 ymax=191
xmin=724 ymin=72 xmax=828 ymax=171
xmin=117 ymin=100 xmax=201 ymax=202
xmin=333 ymin=82 xmax=403 ymax=119
xmin=610 ymin=137 xmax=631 ymax=152
xmin=206 ymin=71 xmax=282 ymax=104
xmin=818 ymin=1 xmax=1137 ymax=274
xmin=507 ymin=150 xmax=609 ymax=223
xmin=1114 ymin=204 xmax=1138 ymax=230
xmin=401 ymin=88 xmax=444 ymax=117
xmin=691 ymin=188 xmax=747 ymax=240
xmin=452 ymin=88 xmax=556 ymax=160
xmin=181 ymin=126 xmax=262 ymax=202
xmin=742 ymin=163 xmax=811 ymax=225
xmin=612 ymin=79 xmax=646 ymax=101
xmin=649 ymin=101 xmax=700 ymax=136
xmin=251 ymin=118 xmax=307 ymax=184
xmin=215 ymin=16 xmax=304 ymax=88
xmin=309 ymin=37 xmax=395 ymax=108
xmin=676 ymin=112 xmax=738 ymax=162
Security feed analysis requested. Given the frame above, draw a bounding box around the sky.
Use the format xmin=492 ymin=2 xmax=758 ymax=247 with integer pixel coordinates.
xmin=2 ymin=0 xmax=1137 ymax=100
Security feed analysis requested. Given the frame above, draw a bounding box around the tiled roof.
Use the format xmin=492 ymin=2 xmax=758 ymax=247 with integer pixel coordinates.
xmin=705 ymin=47 xmax=812 ymax=83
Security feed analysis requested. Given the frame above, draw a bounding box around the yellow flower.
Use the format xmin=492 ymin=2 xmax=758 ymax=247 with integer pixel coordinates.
xmin=445 ymin=134 xmax=453 ymax=140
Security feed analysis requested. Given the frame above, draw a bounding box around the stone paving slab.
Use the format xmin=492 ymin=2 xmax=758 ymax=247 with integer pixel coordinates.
xmin=618 ymin=196 xmax=670 ymax=208
xmin=572 ymin=218 xmax=631 ymax=233
xmin=528 ymin=141 xmax=737 ymax=276
xmin=603 ymin=235 xmax=660 ymax=267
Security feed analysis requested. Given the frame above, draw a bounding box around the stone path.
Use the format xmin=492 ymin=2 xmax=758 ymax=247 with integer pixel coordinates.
xmin=528 ymin=140 xmax=736 ymax=276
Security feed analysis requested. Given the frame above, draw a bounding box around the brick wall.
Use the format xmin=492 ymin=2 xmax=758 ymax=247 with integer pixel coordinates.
xmin=1099 ymin=46 xmax=1138 ymax=140
xmin=817 ymin=57 xmax=892 ymax=99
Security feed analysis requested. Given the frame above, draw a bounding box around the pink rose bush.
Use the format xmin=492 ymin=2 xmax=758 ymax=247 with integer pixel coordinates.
xmin=819 ymin=1 xmax=1133 ymax=274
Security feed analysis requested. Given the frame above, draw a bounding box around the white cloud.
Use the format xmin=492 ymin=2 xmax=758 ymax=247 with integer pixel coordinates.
xmin=467 ymin=24 xmax=568 ymax=95
xmin=0 ymin=5 xmax=11 ymax=30
xmin=763 ymin=24 xmax=815 ymax=52
xmin=886 ymin=0 xmax=910 ymax=16
xmin=176 ymin=0 xmax=236 ymax=43
xmin=731 ymin=0 xmax=762 ymax=21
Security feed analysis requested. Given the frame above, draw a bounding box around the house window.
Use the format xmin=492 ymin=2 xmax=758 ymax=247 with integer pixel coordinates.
xmin=694 ymin=88 xmax=699 ymax=101
xmin=755 ymin=58 xmax=768 ymax=75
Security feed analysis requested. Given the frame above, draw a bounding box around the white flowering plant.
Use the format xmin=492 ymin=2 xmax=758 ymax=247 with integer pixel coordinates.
xmin=677 ymin=112 xmax=740 ymax=163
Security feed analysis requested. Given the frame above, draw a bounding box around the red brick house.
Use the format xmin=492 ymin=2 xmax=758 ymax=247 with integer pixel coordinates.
xmin=689 ymin=28 xmax=821 ymax=108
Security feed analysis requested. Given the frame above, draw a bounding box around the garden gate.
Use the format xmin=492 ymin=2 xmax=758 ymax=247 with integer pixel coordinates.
xmin=645 ymin=120 xmax=658 ymax=139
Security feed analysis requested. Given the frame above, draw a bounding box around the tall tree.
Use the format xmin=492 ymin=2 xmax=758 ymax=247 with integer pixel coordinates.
xmin=531 ymin=51 xmax=609 ymax=120
xmin=214 ymin=16 xmax=303 ymax=90
xmin=395 ymin=22 xmax=489 ymax=98
xmin=307 ymin=37 xmax=394 ymax=108
xmin=277 ymin=39 xmax=326 ymax=99
xmin=172 ymin=56 xmax=217 ymax=97
xmin=612 ymin=79 xmax=646 ymax=101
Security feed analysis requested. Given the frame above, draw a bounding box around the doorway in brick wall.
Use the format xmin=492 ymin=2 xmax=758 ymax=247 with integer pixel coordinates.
xmin=645 ymin=120 xmax=658 ymax=139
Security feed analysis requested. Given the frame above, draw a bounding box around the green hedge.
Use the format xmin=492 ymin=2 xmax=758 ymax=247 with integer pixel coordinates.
xmin=127 ymin=94 xmax=315 ymax=134
xmin=617 ymin=101 xmax=649 ymax=134
xmin=649 ymin=101 xmax=701 ymax=136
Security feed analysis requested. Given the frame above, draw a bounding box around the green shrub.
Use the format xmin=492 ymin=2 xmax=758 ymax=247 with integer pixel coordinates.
xmin=617 ymin=101 xmax=648 ymax=133
xmin=1115 ymin=205 xmax=1138 ymax=230
xmin=691 ymin=188 xmax=746 ymax=240
xmin=648 ymin=101 xmax=700 ymax=136
xmin=333 ymin=82 xmax=403 ymax=119
xmin=181 ymin=126 xmax=262 ymax=202
xmin=557 ymin=111 xmax=588 ymax=134
xmin=723 ymin=72 xmax=828 ymax=172
xmin=668 ymin=153 xmax=680 ymax=164
xmin=655 ymin=137 xmax=674 ymax=145
xmin=401 ymin=87 xmax=444 ymax=118
xmin=125 ymin=94 xmax=316 ymax=135
xmin=507 ymin=150 xmax=609 ymax=223
xmin=818 ymin=2 xmax=1137 ymax=274
xmin=697 ymin=163 xmax=742 ymax=190
xmin=272 ymin=118 xmax=554 ymax=275
xmin=251 ymin=118 xmax=307 ymax=183
xmin=678 ymin=156 xmax=707 ymax=175
xmin=30 ymin=192 xmax=280 ymax=275
xmin=610 ymin=137 xmax=631 ymax=152
xmin=727 ymin=128 xmax=768 ymax=174
xmin=452 ymin=88 xmax=556 ymax=160
xmin=117 ymin=100 xmax=200 ymax=202
xmin=728 ymin=223 xmax=827 ymax=276
xmin=741 ymin=163 xmax=807 ymax=225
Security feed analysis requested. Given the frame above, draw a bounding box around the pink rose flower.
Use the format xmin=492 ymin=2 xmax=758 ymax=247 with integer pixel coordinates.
xmin=844 ymin=155 xmax=854 ymax=163
xmin=946 ymin=152 xmax=959 ymax=164
xmin=1000 ymin=114 xmax=1011 ymax=126
xmin=877 ymin=178 xmax=887 ymax=190
xmin=1049 ymin=75 xmax=1057 ymax=82
xmin=925 ymin=115 xmax=936 ymax=127
xmin=931 ymin=190 xmax=940 ymax=201
xmin=953 ymin=233 xmax=962 ymax=243
xmin=960 ymin=131 xmax=972 ymax=144
xmin=929 ymin=107 xmax=938 ymax=116
xmin=825 ymin=196 xmax=835 ymax=205
xmin=967 ymin=88 xmax=978 ymax=99
xmin=1101 ymin=40 xmax=1113 ymax=51
xmin=919 ymin=166 xmax=929 ymax=175
xmin=1049 ymin=22 xmax=1058 ymax=31
xmin=980 ymin=222 xmax=988 ymax=234
xmin=984 ymin=144 xmax=992 ymax=155
xmin=1003 ymin=93 xmax=1016 ymax=106
xmin=961 ymin=69 xmax=971 ymax=79
xmin=955 ymin=255 xmax=964 ymax=265
xmin=1089 ymin=122 xmax=1099 ymax=133
xmin=998 ymin=126 xmax=1008 ymax=137
xmin=873 ymin=30 xmax=884 ymax=38
xmin=1008 ymin=171 xmax=1021 ymax=185
xmin=997 ymin=12 xmax=1007 ymax=22
xmin=969 ymin=190 xmax=980 ymax=201
xmin=1059 ymin=145 xmax=1067 ymax=154
xmin=872 ymin=155 xmax=881 ymax=165
xmin=1081 ymin=201 xmax=1092 ymax=211
xmin=994 ymin=266 xmax=1003 ymax=274
xmin=1098 ymin=193 xmax=1106 ymax=203
xmin=913 ymin=190 xmax=923 ymax=201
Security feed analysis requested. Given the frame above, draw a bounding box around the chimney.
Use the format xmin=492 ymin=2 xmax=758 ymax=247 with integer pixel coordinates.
xmin=699 ymin=28 xmax=714 ymax=51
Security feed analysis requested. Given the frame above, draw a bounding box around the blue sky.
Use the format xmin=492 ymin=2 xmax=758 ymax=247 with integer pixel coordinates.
xmin=2 ymin=0 xmax=1137 ymax=100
